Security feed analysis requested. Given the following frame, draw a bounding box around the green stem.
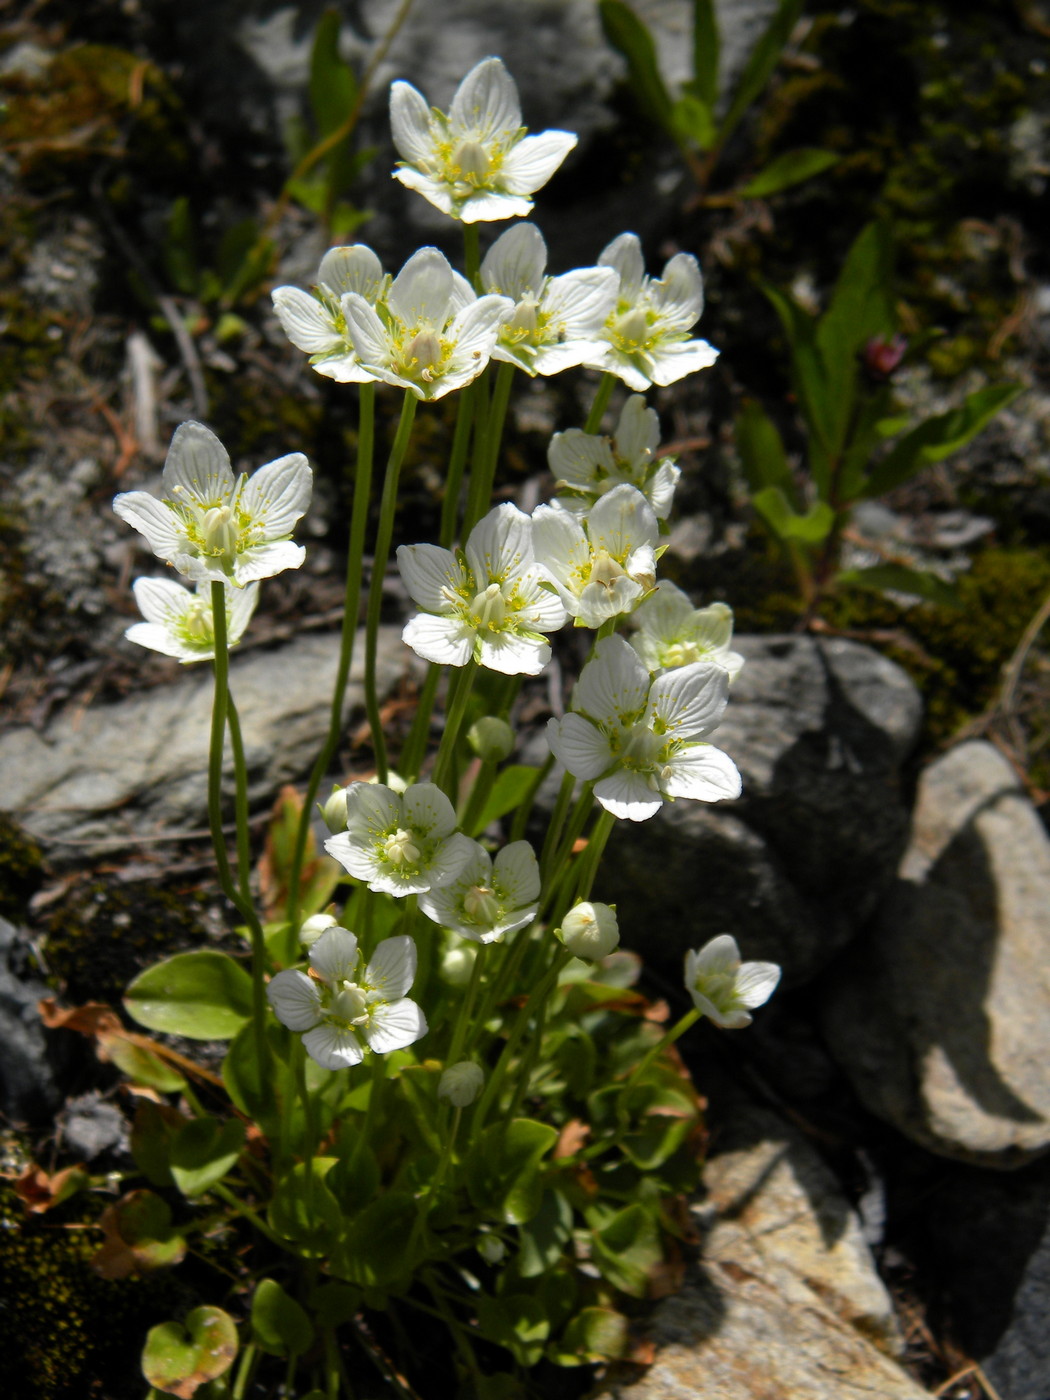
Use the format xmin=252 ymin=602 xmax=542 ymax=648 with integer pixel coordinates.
xmin=572 ymin=807 xmax=616 ymax=903
xmin=212 ymin=1182 xmax=288 ymax=1250
xmin=231 ymin=1342 xmax=258 ymax=1400
xmin=440 ymin=383 xmax=475 ymax=549
xmin=431 ymin=662 xmax=477 ymax=797
xmin=399 ymin=663 xmax=441 ymax=780
xmin=584 ymin=372 xmax=616 ymax=433
xmin=458 ymin=757 xmax=496 ymax=835
xmin=287 ymin=382 xmax=376 ymax=930
xmin=539 ymin=770 xmax=576 ymax=883
xmin=539 ymin=782 xmax=595 ymax=915
xmin=444 ymin=944 xmax=486 ymax=1068
xmin=475 ymin=944 xmax=570 ymax=1128
xmin=470 ymin=924 xmax=528 ymax=1053
xmin=223 ymin=693 xmax=252 ymax=904
xmin=508 ymin=752 xmax=554 ymax=843
xmin=623 ymin=1007 xmax=702 ymax=1088
xmin=463 ymin=223 xmax=481 ymax=290
xmin=463 ymin=359 xmax=515 ymax=538
xmin=365 ymin=392 xmax=418 ymax=781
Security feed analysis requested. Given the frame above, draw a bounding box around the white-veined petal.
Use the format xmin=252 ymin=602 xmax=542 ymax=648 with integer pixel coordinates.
xmin=586 ymin=483 xmax=659 ymax=562
xmin=649 ymin=253 xmax=705 ymax=331
xmin=266 ymin=969 xmax=323 ymax=1031
xmin=598 ymin=233 xmax=645 ymax=298
xmin=614 ymin=395 xmax=660 ymax=463
xmin=272 ymin=287 xmax=342 ymax=354
xmin=365 ymin=934 xmax=417 ymax=1000
xmin=594 ymin=768 xmax=663 ymax=821
xmin=446 ymin=294 xmax=515 ymax=366
xmin=233 ymin=540 xmax=306 ymax=584
xmin=431 ymin=831 xmax=480 ymax=886
xmin=493 ymin=840 xmax=541 ymax=907
xmin=239 ymin=453 xmax=312 ymax=537
xmin=113 ymin=492 xmax=184 ymax=560
xmin=464 ymin=503 xmax=533 ymax=584
xmin=344 ymin=781 xmax=402 ymax=840
xmin=515 ymin=571 xmax=569 ymax=632
xmin=647 ymin=662 xmax=729 ymax=739
xmin=390 ymin=79 xmax=434 ymax=163
xmin=388 ymin=247 xmax=455 ymax=328
xmin=227 ymin=582 xmax=260 ymax=642
xmin=402 ymin=782 xmax=458 ymax=840
xmin=393 ymin=165 xmax=457 ymax=216
xmin=342 ymin=294 xmax=393 ymax=368
xmin=735 ymin=961 xmax=782 ymax=1008
xmin=547 ymin=429 xmax=615 ymax=488
xmin=309 ymin=926 xmax=360 ymax=986
xmin=402 ymin=612 xmax=475 ymax=667
xmin=530 ymin=503 xmax=588 ymax=585
xmin=660 ymin=744 xmax=741 ymax=802
xmin=364 ymin=997 xmax=428 ymax=1054
xmin=649 ymin=460 xmax=680 ymax=518
xmin=450 ymin=57 xmax=521 ymax=139
xmin=303 ymin=1022 xmax=364 ymax=1069
xmin=131 ymin=575 xmax=193 ymax=626
xmin=477 ymin=630 xmax=550 ymax=676
xmin=689 ymin=934 xmax=741 ymax=977
xmin=162 ymin=421 xmax=235 ymax=505
xmin=647 ymin=337 xmax=719 ymax=386
xmin=540 ymin=267 xmax=619 ymax=337
xmin=397 ymin=543 xmax=467 ymax=613
xmin=500 ymin=130 xmax=577 ymax=194
xmin=124 ymin=621 xmax=197 ymax=661
xmin=481 ymin=222 xmax=547 ymax=300
xmin=459 ymin=189 xmax=533 ymax=223
xmin=317 ymin=244 xmax=385 ymax=301
xmin=573 ymin=635 xmax=650 ymax=727
xmin=546 ymin=713 xmax=613 ymax=781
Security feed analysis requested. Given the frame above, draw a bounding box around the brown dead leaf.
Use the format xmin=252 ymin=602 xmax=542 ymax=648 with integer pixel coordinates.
xmin=10 ymin=1163 xmax=89 ymax=1214
xmin=38 ymin=998 xmax=121 ymax=1036
xmin=554 ymin=1118 xmax=591 ymax=1159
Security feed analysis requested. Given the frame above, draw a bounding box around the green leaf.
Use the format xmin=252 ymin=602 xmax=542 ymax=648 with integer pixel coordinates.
xmin=94 ymin=1190 xmax=187 ymax=1279
xmin=752 ymin=487 xmax=835 ymax=544
xmin=162 ymin=196 xmax=199 ymax=297
xmin=124 ymin=951 xmax=253 ymax=1040
xmin=599 ymin=0 xmax=675 ymax=132
xmin=861 ymin=383 xmax=1024 ymax=499
xmin=338 ymin=1191 xmax=419 ymax=1287
xmin=131 ymin=1101 xmax=184 ymax=1188
xmin=517 ymin=1190 xmax=574 ymax=1278
xmin=836 ymin=564 xmax=961 ymax=608
xmin=590 ymin=1202 xmax=663 ymax=1298
xmin=223 ymin=1024 xmax=284 ymax=1135
xmin=738 ymin=147 xmax=839 ymax=198
xmin=476 ymin=1295 xmax=550 ymax=1368
xmin=466 ymin=1118 xmax=559 ymax=1225
xmin=142 ymin=1306 xmax=238 ymax=1397
xmin=761 ymin=283 xmax=831 ymax=472
xmin=105 ymin=1037 xmax=187 ymax=1093
xmin=691 ymin=0 xmax=720 ymax=110
xmin=169 ymin=1116 xmax=245 ymax=1198
xmin=309 ymin=8 xmax=357 ymax=138
xmin=473 ymin=764 xmax=539 ymax=833
xmin=251 ymin=1279 xmax=315 ymax=1358
xmin=735 ymin=399 xmax=795 ymax=498
xmin=719 ymin=0 xmax=803 ymax=145
xmin=556 ymin=1307 xmax=630 ymax=1364
xmin=270 ymin=1158 xmax=343 ymax=1251
xmin=669 ymin=93 xmax=715 ymax=151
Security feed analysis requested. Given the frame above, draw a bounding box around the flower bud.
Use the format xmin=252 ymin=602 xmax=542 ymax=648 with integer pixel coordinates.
xmin=301 ymin=912 xmax=338 ymax=949
xmin=467 ymin=716 xmax=515 ymax=763
xmin=440 ymin=943 xmax=477 ymax=986
xmin=438 ymin=1060 xmax=484 ymax=1108
xmin=559 ymin=901 xmax=619 ymax=961
xmin=322 ymin=785 xmax=348 ymax=834
xmin=477 ymin=1234 xmax=506 ymax=1265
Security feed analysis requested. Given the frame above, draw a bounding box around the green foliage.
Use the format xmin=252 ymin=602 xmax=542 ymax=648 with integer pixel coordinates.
xmin=141 ymin=1306 xmax=238 ymax=1396
xmin=599 ymin=0 xmax=835 ymax=200
xmin=124 ymin=950 xmax=254 ymax=1040
xmin=737 ymin=221 xmax=1022 ymax=616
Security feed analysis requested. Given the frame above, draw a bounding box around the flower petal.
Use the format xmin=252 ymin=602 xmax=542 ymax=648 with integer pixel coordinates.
xmin=309 ymin=926 xmax=360 ymax=986
xmin=397 ymin=543 xmax=466 ymax=613
xmin=233 ymin=540 xmax=306 ymax=584
xmin=317 ymin=244 xmax=385 ymax=301
xmin=162 ymin=421 xmax=234 ymax=505
xmin=266 ymin=969 xmax=323 ymax=1031
xmin=239 ymin=453 xmax=312 ymax=538
xmin=660 ymin=744 xmax=742 ymax=802
xmin=402 ymin=782 xmax=458 ymax=840
xmin=530 ymin=503 xmax=588 ymax=585
xmin=493 ymin=840 xmax=541 ymax=907
xmin=431 ymin=831 xmax=480 ymax=886
xmin=450 ymin=57 xmax=521 ymax=140
xmin=458 ymin=189 xmax=533 ymax=223
xmin=649 ymin=253 xmax=705 ymax=331
xmin=594 ymin=768 xmax=663 ymax=821
xmin=646 ymin=662 xmax=729 ymax=739
xmin=303 ymin=1022 xmax=364 ymax=1069
xmin=343 ymin=294 xmax=394 ymax=370
xmin=500 ymin=130 xmax=577 ymax=194
xmin=547 ymin=428 xmax=615 ymax=489
xmin=541 ymin=267 xmax=619 ymax=338
xmin=477 ymin=630 xmax=550 ymax=676
xmin=546 ymin=713 xmax=613 ymax=781
xmin=364 ymin=997 xmax=428 ymax=1054
xmin=113 ymin=492 xmax=184 ymax=561
xmin=573 ymin=635 xmax=650 ymax=727
xmin=599 ymin=233 xmax=645 ymax=298
xmin=689 ymin=934 xmax=741 ymax=976
xmin=465 ymin=503 xmax=533 ymax=585
xmin=388 ymin=247 xmax=454 ymax=327
xmin=586 ymin=483 xmax=659 ymax=562
xmin=614 ymin=394 xmax=660 ymax=464
xmin=365 ymin=934 xmax=417 ymax=1000
xmin=481 ymin=222 xmax=547 ymax=300
xmin=735 ymin=961 xmax=782 ymax=1009
xmin=402 ymin=613 xmax=475 ymax=667
xmin=272 ymin=287 xmax=341 ymax=354
xmin=647 ymin=337 xmax=719 ymax=386
xmin=390 ymin=79 xmax=434 ymax=163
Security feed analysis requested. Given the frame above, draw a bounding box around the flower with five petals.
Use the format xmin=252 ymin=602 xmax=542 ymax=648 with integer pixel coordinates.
xmin=390 ymin=57 xmax=576 ymax=223
xmin=125 ymin=577 xmax=258 ymax=662
xmin=271 ymin=244 xmax=387 ymax=383
xmin=266 ymin=926 xmax=427 ymax=1070
xmin=325 ymin=781 xmax=476 ymax=897
xmin=548 ymin=394 xmax=681 ymax=520
xmin=630 ymin=581 xmax=744 ymax=680
xmin=684 ymin=934 xmax=781 ymax=1029
xmin=419 ymin=839 xmax=540 ymax=944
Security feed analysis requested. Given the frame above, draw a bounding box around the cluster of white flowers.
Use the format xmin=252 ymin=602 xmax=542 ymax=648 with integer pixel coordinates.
xmin=111 ymin=54 xmax=779 ymax=1074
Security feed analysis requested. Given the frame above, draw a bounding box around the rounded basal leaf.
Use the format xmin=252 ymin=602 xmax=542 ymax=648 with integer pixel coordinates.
xmin=92 ymin=1189 xmax=186 ymax=1280
xmin=125 ymin=951 xmax=254 ymax=1039
xmin=169 ymin=1116 xmax=245 ymax=1198
xmin=141 ymin=1305 xmax=238 ymax=1398
xmin=104 ymin=1037 xmax=187 ymax=1093
xmin=590 ymin=1202 xmax=663 ymax=1298
xmin=269 ymin=1158 xmax=342 ymax=1251
xmin=558 ymin=1307 xmax=629 ymax=1363
xmin=466 ymin=1118 xmax=558 ymax=1224
xmin=251 ymin=1278 xmax=315 ymax=1357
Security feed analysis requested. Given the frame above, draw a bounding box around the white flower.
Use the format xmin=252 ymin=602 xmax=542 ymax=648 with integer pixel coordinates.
xmin=549 ymin=394 xmax=681 ymax=520
xmin=587 ymin=234 xmax=718 ymax=392
xmin=531 ymin=484 xmax=659 ymax=630
xmin=438 ymin=1061 xmax=485 ymax=1107
xmin=390 ymin=57 xmax=576 ymax=223
xmin=419 ymin=839 xmax=540 ymax=944
xmin=480 ymin=222 xmax=617 ymax=377
xmin=342 ymin=247 xmax=512 ymax=400
xmin=325 ymin=781 xmax=476 ymax=897
xmin=684 ymin=934 xmax=781 ymax=1029
xmin=546 ymin=634 xmax=741 ymax=821
xmin=271 ymin=244 xmax=388 ymax=383
xmin=266 ymin=926 xmax=427 ymax=1069
xmin=398 ymin=503 xmax=566 ymax=675
xmin=124 ymin=577 xmax=258 ymax=662
xmin=560 ymin=902 xmax=620 ymax=961
xmin=300 ymin=912 xmax=337 ymax=949
xmin=630 ymin=582 xmax=744 ymax=680
xmin=113 ymin=422 xmax=312 ymax=586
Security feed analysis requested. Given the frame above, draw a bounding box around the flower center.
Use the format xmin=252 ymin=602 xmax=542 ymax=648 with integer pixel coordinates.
xmin=330 ymin=982 xmax=369 ymax=1025
xmin=618 ymin=723 xmax=662 ymax=771
xmin=406 ymin=328 xmax=443 ymax=373
xmin=179 ymin=599 xmax=215 ymax=646
xmin=463 ymin=884 xmax=500 ymax=926
xmin=470 ymin=583 xmax=508 ymax=629
xmin=664 ymin=640 xmax=704 ymax=668
xmin=589 ymin=550 xmax=628 ymax=591
xmin=453 ymin=139 xmax=492 ymax=185
xmin=693 ymin=969 xmax=737 ymax=1008
xmin=614 ymin=307 xmax=650 ymax=351
xmin=383 ymin=827 xmax=421 ymax=866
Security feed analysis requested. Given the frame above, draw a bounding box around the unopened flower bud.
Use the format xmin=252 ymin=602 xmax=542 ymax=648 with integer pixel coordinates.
xmin=559 ymin=901 xmax=619 ymax=961
xmin=467 ymin=716 xmax=515 ymax=763
xmin=441 ymin=943 xmax=477 ymax=986
xmin=477 ymin=1234 xmax=506 ymax=1265
xmin=322 ymin=785 xmax=348 ymax=833
xmin=301 ymin=912 xmax=338 ymax=948
xmin=438 ymin=1060 xmax=484 ymax=1107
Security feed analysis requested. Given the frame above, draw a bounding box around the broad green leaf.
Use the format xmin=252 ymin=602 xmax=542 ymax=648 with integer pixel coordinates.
xmin=719 ymin=0 xmax=803 ymax=145
xmin=861 ymin=383 xmax=1024 ymax=499
xmin=517 ymin=1190 xmax=575 ymax=1278
xmin=104 ymin=1037 xmax=186 ymax=1093
xmin=735 ymin=399 xmax=795 ymax=498
xmin=309 ymin=8 xmax=357 ymax=138
xmin=691 ymin=0 xmax=720 ymax=109
xmin=270 ymin=1158 xmax=342 ymax=1251
xmin=93 ymin=1189 xmax=186 ymax=1279
xmin=556 ymin=1307 xmax=630 ymax=1364
xmin=752 ymin=487 xmax=835 ymax=545
xmin=338 ymin=1191 xmax=419 ymax=1287
xmin=738 ymin=147 xmax=839 ymax=198
xmin=836 ymin=563 xmax=961 ymax=608
xmin=466 ymin=1118 xmax=558 ymax=1224
xmin=599 ymin=0 xmax=675 ymax=132
xmin=476 ymin=1295 xmax=549 ymax=1368
xmin=170 ymin=1116 xmax=245 ymax=1198
xmin=670 ymin=93 xmax=715 ymax=151
xmin=124 ymin=950 xmax=253 ymax=1040
xmin=142 ymin=1306 xmax=238 ymax=1397
xmin=131 ymin=1100 xmax=185 ymax=1188
xmin=251 ymin=1279 xmax=314 ymax=1358
xmin=590 ymin=1202 xmax=663 ymax=1297
xmin=473 ymin=764 xmax=540 ymax=834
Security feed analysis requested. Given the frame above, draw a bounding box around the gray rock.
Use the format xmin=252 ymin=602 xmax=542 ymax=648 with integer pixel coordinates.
xmin=600 ymin=634 xmax=922 ymax=984
xmin=0 ymin=628 xmax=416 ymax=856
xmin=0 ymin=915 xmax=63 ymax=1125
xmin=58 ymin=1092 xmax=127 ymax=1161
xmin=823 ymin=741 xmax=1050 ymax=1166
xmin=593 ymin=1097 xmax=931 ymax=1400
